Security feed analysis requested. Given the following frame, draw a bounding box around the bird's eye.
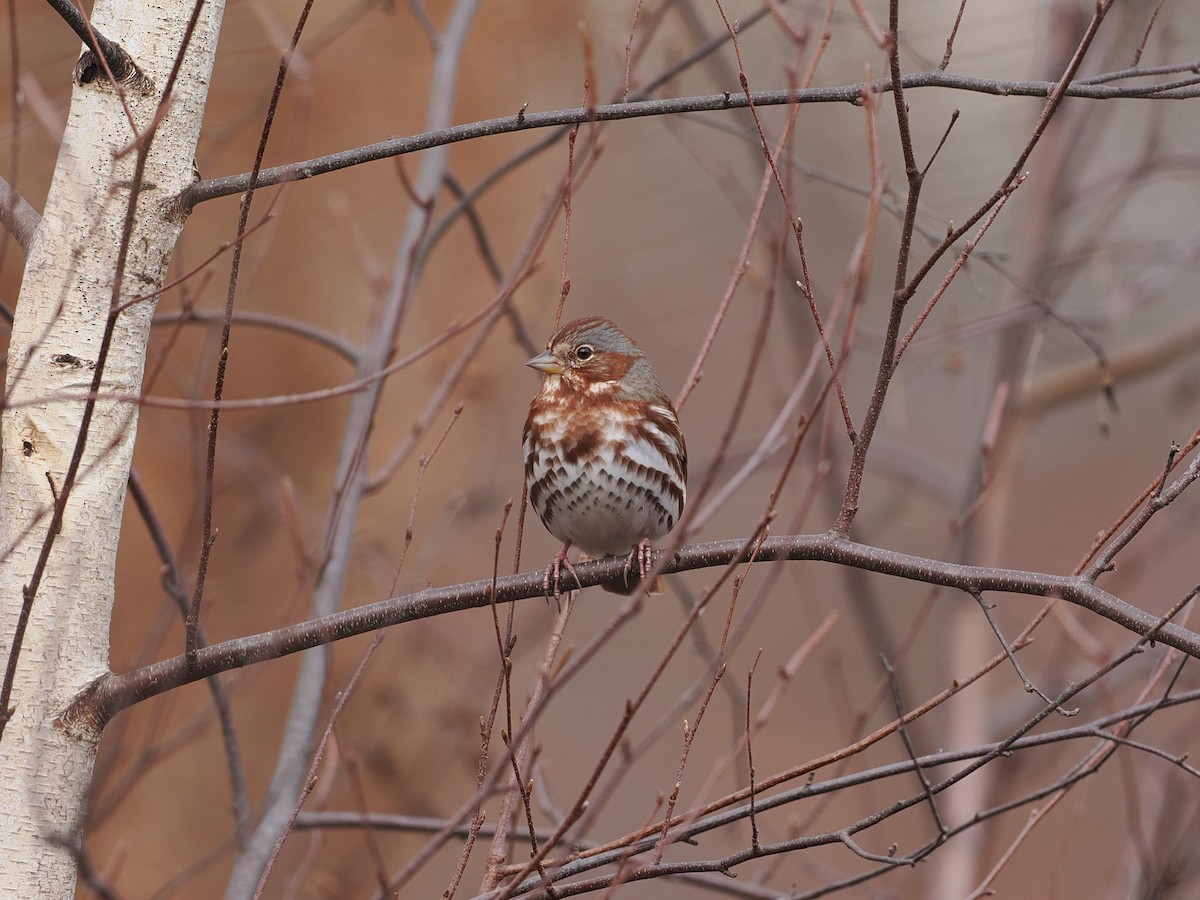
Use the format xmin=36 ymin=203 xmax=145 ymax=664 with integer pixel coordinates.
xmin=575 ymin=345 xmax=594 ymax=361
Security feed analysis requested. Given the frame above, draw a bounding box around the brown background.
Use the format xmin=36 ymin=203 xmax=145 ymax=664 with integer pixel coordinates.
xmin=3 ymin=0 xmax=1200 ymax=897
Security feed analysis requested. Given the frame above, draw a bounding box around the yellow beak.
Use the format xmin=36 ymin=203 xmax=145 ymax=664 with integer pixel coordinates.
xmin=526 ymin=350 xmax=563 ymax=375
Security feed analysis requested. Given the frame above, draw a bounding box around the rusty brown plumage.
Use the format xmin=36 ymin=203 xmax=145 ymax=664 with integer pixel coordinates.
xmin=523 ymin=317 xmax=687 ymax=597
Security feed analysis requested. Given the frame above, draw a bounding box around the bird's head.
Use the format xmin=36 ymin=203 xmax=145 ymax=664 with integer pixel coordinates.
xmin=525 ymin=316 xmax=650 ymax=396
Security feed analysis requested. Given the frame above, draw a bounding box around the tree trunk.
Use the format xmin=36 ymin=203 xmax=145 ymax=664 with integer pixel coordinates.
xmin=0 ymin=1 xmax=224 ymax=894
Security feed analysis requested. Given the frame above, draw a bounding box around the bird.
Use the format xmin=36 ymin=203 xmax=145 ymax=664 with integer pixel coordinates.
xmin=523 ymin=316 xmax=687 ymax=598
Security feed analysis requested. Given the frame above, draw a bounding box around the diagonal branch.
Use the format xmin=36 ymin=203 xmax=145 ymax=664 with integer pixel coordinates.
xmin=220 ymin=1 xmax=484 ymax=896
xmin=0 ymin=175 xmax=39 ymax=250
xmin=45 ymin=0 xmax=150 ymax=90
xmin=64 ymin=532 xmax=1200 ymax=731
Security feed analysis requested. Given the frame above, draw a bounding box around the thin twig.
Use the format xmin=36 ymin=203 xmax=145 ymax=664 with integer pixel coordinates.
xmin=1074 ymin=429 xmax=1200 ymax=576
xmin=834 ymin=0 xmax=1120 ymax=535
xmin=939 ymin=0 xmax=970 ymax=70
xmin=485 ymin=595 xmax=1193 ymax=897
xmin=1085 ymin=445 xmax=1200 ymax=581
xmin=152 ymin=308 xmax=359 ymax=363
xmin=249 ymin=633 xmax=383 ymax=899
xmin=970 ymin=588 xmax=1074 ymax=713
xmin=882 ymin=655 xmax=947 ymax=840
xmin=185 ymin=0 xmax=314 ymax=664
xmin=223 ymin=5 xmax=485 ymax=894
xmin=126 ymin=470 xmax=251 ymax=846
xmin=1129 ymin=0 xmax=1169 ymax=67
xmin=745 ymin=649 xmax=763 ymax=851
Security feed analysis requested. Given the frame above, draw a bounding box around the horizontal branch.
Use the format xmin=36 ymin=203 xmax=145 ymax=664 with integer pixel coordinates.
xmin=495 ymin=684 xmax=1200 ymax=897
xmin=63 ymin=533 xmax=1200 ymax=733
xmin=295 ymin=681 xmax=1200 ymax=838
xmin=152 ymin=308 xmax=361 ymax=363
xmin=179 ymin=63 xmax=1200 ymax=210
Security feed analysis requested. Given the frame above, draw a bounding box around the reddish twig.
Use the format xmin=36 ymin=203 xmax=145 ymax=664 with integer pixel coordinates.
xmin=939 ymin=0 xmax=971 ymax=70
xmin=186 ymin=0 xmax=316 ymax=663
xmin=249 ymin=633 xmax=383 ymax=899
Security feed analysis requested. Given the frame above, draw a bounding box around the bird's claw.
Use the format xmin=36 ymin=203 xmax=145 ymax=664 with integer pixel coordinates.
xmin=622 ymin=537 xmax=655 ymax=588
xmin=543 ymin=543 xmax=582 ymax=603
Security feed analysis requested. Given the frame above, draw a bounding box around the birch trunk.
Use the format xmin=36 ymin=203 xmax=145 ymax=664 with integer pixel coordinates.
xmin=0 ymin=1 xmax=224 ymax=894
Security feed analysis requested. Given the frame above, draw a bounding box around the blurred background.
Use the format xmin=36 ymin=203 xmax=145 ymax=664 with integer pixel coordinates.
xmin=3 ymin=0 xmax=1200 ymax=896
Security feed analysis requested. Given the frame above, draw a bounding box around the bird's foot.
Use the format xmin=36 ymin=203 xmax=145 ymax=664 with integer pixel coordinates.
xmin=543 ymin=542 xmax=582 ymax=603
xmin=608 ymin=538 xmax=663 ymax=595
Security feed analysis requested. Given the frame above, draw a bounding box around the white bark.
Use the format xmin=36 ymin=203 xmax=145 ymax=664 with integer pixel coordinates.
xmin=0 ymin=1 xmax=225 ymax=895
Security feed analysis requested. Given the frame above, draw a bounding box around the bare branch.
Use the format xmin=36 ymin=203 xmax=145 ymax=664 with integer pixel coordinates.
xmin=249 ymin=633 xmax=382 ymax=897
xmin=185 ymin=0 xmax=316 ymax=663
xmin=221 ymin=1 xmax=485 ymax=895
xmin=179 ymin=64 xmax=1200 ymax=210
xmin=65 ymin=532 xmax=1200 ymax=731
xmin=0 ymin=175 xmax=39 ymax=250
xmin=45 ymin=0 xmax=152 ymax=92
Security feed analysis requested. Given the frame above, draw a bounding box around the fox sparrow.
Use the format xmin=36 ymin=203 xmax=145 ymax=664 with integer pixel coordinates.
xmin=523 ymin=316 xmax=687 ymax=597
